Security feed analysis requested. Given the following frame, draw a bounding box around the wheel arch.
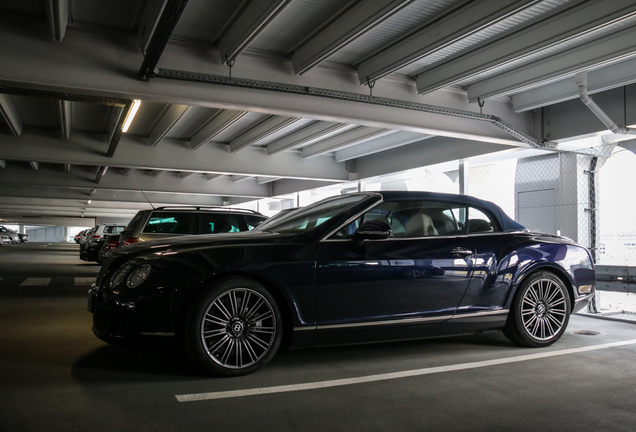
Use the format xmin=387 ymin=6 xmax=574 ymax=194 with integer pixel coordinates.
xmin=175 ymin=271 xmax=296 ymax=348
xmin=509 ymin=263 xmax=576 ymax=311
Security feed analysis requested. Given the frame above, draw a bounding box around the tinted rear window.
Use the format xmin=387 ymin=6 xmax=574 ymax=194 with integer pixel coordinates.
xmin=199 ymin=214 xmax=242 ymax=234
xmin=103 ymin=226 xmax=125 ymax=234
xmin=143 ymin=212 xmax=195 ymax=234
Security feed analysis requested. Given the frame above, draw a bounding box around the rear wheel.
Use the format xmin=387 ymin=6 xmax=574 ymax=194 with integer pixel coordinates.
xmin=183 ymin=277 xmax=282 ymax=376
xmin=503 ymin=271 xmax=571 ymax=347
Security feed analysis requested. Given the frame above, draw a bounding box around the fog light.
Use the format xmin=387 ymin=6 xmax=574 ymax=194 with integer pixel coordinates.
xmin=579 ymin=285 xmax=593 ymax=294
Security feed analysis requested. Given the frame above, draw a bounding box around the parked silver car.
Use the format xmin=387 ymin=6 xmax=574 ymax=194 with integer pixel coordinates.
xmin=0 ymin=226 xmax=21 ymax=243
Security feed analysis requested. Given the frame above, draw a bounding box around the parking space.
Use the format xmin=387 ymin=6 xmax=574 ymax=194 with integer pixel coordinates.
xmin=1 ymin=245 xmax=636 ymax=431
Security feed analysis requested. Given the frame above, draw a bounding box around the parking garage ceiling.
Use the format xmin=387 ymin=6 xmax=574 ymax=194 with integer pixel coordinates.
xmin=1 ymin=0 xmax=636 ymax=221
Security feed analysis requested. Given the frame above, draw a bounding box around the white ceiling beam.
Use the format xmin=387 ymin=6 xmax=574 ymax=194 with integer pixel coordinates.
xmin=179 ymin=172 xmax=195 ymax=179
xmin=256 ymin=177 xmax=281 ymax=184
xmin=230 ymin=116 xmax=301 ymax=153
xmin=64 ymin=163 xmax=71 ymax=173
xmin=0 ymin=160 xmax=6 ymax=169
xmin=335 ymin=131 xmax=433 ymax=162
xmin=151 ymin=170 xmax=166 ymax=178
xmin=267 ymin=122 xmax=350 ymax=155
xmin=416 ymin=0 xmax=636 ymax=95
xmin=29 ymin=161 xmax=39 ymax=171
xmin=0 ymin=93 xmax=23 ymax=136
xmin=232 ymin=175 xmax=252 ymax=183
xmin=292 ymin=0 xmax=413 ymax=75
xmin=191 ymin=110 xmax=248 ymax=150
xmin=219 ymin=0 xmax=293 ymax=64
xmin=512 ymin=57 xmax=636 ymax=112
xmin=0 ymin=186 xmax=227 ymax=209
xmin=206 ymin=174 xmax=225 ymax=181
xmin=0 ymin=18 xmax=530 ymax=146
xmin=356 ymin=0 xmax=542 ymax=84
xmin=0 ymin=163 xmax=271 ymax=198
xmin=466 ymin=24 xmax=636 ymax=103
xmin=149 ymin=104 xmax=191 ymax=146
xmin=354 ymin=136 xmax=517 ymax=180
xmin=57 ymin=99 xmax=72 ymax=139
xmin=44 ymin=0 xmax=69 ymax=42
xmin=302 ymin=127 xmax=393 ymax=159
xmin=0 ymin=128 xmax=349 ymax=182
xmin=121 ymin=168 xmax=135 ymax=176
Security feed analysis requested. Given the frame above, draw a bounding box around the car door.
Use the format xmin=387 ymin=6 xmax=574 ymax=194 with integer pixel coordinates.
xmin=314 ymin=200 xmax=477 ymax=329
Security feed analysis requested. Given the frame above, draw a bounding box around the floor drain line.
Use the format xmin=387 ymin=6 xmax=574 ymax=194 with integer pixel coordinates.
xmin=574 ymin=330 xmax=600 ymax=336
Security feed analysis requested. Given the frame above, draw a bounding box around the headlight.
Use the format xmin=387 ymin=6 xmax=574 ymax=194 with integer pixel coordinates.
xmin=109 ymin=263 xmax=134 ymax=289
xmin=126 ymin=264 xmax=152 ymax=289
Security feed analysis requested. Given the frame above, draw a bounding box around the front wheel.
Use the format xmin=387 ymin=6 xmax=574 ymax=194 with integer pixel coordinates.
xmin=183 ymin=277 xmax=283 ymax=377
xmin=503 ymin=271 xmax=571 ymax=347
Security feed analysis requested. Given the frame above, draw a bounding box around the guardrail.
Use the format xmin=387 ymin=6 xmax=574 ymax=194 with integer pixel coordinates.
xmin=595 ymin=265 xmax=636 ymax=294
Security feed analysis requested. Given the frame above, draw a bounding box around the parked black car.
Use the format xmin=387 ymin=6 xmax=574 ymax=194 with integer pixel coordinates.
xmin=116 ymin=206 xmax=267 ymax=246
xmin=88 ymin=192 xmax=595 ymax=377
xmin=80 ymin=224 xmax=126 ymax=263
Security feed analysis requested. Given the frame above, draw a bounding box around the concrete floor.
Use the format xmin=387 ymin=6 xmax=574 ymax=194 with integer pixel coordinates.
xmin=1 ymin=243 xmax=636 ymax=432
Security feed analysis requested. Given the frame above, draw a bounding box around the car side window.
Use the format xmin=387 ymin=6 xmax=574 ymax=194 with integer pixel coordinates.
xmin=466 ymin=207 xmax=498 ymax=234
xmin=449 ymin=206 xmax=499 ymax=234
xmin=198 ymin=214 xmax=243 ymax=234
xmin=329 ymin=200 xmax=463 ymax=239
xmin=244 ymin=215 xmax=265 ymax=230
xmin=143 ymin=212 xmax=195 ymax=234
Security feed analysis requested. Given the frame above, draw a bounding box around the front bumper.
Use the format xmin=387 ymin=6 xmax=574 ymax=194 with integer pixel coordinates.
xmin=88 ymin=276 xmax=176 ymax=341
xmin=88 ymin=284 xmax=139 ymax=340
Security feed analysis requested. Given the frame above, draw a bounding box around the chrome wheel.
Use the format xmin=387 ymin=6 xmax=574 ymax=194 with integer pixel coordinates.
xmin=521 ymin=277 xmax=567 ymax=341
xmin=200 ymin=287 xmax=277 ymax=370
xmin=503 ymin=271 xmax=571 ymax=347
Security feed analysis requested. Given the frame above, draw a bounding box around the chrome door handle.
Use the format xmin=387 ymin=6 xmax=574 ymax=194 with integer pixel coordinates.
xmin=451 ymin=248 xmax=473 ymax=257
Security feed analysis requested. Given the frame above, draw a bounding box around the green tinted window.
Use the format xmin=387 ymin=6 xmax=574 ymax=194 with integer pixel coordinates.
xmin=143 ymin=212 xmax=194 ymax=234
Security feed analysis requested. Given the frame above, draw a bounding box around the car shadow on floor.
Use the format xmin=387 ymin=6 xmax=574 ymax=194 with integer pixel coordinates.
xmin=72 ymin=335 xmax=208 ymax=383
xmin=72 ymin=331 xmax=515 ymax=384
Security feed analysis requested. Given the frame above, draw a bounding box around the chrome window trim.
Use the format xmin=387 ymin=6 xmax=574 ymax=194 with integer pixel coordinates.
xmin=321 ymin=231 xmax=521 ymax=243
xmin=320 ymin=196 xmax=515 ymax=243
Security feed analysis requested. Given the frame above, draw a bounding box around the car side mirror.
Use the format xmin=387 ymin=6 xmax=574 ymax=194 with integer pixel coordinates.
xmin=353 ymin=220 xmax=391 ymax=247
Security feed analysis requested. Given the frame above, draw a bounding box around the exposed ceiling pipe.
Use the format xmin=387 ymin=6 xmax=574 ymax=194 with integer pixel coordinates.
xmin=577 ymin=72 xmax=636 ymax=142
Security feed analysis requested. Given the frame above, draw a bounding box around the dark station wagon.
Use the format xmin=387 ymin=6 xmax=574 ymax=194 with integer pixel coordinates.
xmin=88 ymin=192 xmax=595 ymax=376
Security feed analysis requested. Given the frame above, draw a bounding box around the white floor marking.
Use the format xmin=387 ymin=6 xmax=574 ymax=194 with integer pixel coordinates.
xmin=176 ymin=338 xmax=636 ymax=403
xmin=75 ymin=277 xmax=95 ymax=285
xmin=20 ymin=278 xmax=52 ymax=286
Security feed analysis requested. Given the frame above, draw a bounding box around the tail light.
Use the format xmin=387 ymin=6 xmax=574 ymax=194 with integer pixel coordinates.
xmin=122 ymin=237 xmax=138 ymax=246
xmin=105 ymin=237 xmax=119 ymax=250
xmin=92 ymin=235 xmax=100 ymax=239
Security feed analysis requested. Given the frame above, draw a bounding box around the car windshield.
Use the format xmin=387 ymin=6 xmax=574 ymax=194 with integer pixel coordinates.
xmin=258 ymin=194 xmax=370 ymax=233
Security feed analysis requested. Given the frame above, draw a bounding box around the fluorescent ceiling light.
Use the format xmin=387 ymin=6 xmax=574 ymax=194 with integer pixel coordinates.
xmin=122 ymin=99 xmax=141 ymax=132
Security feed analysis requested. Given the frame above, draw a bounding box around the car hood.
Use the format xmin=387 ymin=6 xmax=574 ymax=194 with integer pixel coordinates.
xmin=110 ymin=230 xmax=296 ymax=260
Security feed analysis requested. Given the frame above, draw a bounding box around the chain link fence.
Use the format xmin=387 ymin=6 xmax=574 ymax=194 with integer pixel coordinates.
xmin=369 ymin=151 xmax=635 ymax=321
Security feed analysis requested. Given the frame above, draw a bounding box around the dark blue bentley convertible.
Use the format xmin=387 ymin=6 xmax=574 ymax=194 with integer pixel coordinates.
xmin=88 ymin=191 xmax=595 ymax=376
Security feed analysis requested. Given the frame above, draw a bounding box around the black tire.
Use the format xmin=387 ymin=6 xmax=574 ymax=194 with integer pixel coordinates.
xmin=182 ymin=277 xmax=283 ymax=377
xmin=503 ymin=271 xmax=571 ymax=347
